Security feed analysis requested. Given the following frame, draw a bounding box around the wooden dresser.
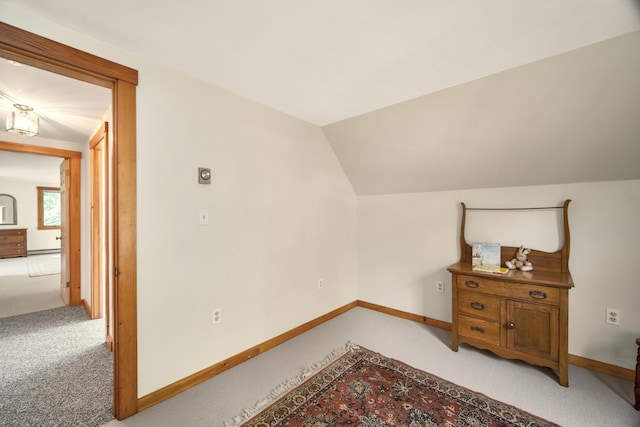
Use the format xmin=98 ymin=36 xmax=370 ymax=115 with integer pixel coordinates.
xmin=0 ymin=228 xmax=27 ymax=258
xmin=448 ymin=201 xmax=574 ymax=386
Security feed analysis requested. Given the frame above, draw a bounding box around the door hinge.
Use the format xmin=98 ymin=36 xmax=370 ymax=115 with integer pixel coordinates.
xmin=114 ymin=267 xmax=120 ymax=277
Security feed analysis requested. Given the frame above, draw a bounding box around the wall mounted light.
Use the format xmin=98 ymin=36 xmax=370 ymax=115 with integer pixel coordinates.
xmin=6 ymin=103 xmax=39 ymax=136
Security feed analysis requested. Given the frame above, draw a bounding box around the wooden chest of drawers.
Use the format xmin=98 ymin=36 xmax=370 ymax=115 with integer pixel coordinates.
xmin=450 ymin=200 xmax=574 ymax=386
xmin=0 ymin=228 xmax=27 ymax=258
xmin=449 ymin=263 xmax=572 ymax=386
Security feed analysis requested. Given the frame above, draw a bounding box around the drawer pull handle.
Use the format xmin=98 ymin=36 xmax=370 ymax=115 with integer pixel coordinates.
xmin=470 ymin=326 xmax=485 ymax=334
xmin=529 ymin=291 xmax=547 ymax=300
xmin=470 ymin=301 xmax=485 ymax=310
xmin=506 ymin=322 xmax=515 ymax=330
xmin=465 ymin=280 xmax=479 ymax=288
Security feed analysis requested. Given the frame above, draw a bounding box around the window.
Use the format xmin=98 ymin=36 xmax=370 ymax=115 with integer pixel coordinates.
xmin=37 ymin=186 xmax=61 ymax=230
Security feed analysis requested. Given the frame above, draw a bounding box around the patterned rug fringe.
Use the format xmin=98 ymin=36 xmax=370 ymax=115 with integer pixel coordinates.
xmin=224 ymin=341 xmax=358 ymax=427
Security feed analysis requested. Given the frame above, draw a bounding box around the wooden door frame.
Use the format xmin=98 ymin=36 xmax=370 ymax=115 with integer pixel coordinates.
xmin=89 ymin=123 xmax=108 ymax=322
xmin=0 ymin=143 xmax=81 ymax=307
xmin=0 ymin=23 xmax=139 ymax=419
xmin=59 ymin=157 xmax=78 ymax=306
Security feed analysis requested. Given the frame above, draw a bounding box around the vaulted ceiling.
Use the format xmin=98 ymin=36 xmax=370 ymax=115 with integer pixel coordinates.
xmin=1 ymin=1 xmax=639 ymax=193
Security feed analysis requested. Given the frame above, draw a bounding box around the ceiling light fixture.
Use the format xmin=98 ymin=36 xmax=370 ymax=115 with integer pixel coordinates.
xmin=6 ymin=104 xmax=39 ymax=136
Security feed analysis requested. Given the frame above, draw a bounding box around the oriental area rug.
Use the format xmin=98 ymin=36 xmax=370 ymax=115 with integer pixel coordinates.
xmin=229 ymin=344 xmax=558 ymax=427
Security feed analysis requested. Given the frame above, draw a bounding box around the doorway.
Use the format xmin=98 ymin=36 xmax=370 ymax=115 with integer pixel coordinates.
xmin=0 ymin=22 xmax=139 ymax=419
xmin=0 ymin=143 xmax=81 ymax=308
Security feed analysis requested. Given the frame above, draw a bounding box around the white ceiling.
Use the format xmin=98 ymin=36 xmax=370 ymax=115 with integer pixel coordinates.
xmin=1 ymin=1 xmax=639 ymax=192
xmin=0 ymin=60 xmax=109 ymax=184
xmin=0 ymin=59 xmax=111 ymax=145
xmin=4 ymin=0 xmax=639 ymax=127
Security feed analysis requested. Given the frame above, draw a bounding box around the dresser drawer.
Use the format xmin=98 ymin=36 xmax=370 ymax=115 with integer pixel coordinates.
xmin=0 ymin=247 xmax=26 ymax=257
xmin=458 ymin=290 xmax=500 ymax=320
xmin=0 ymin=229 xmax=25 ymax=237
xmin=458 ymin=314 xmax=501 ymax=346
xmin=457 ymin=275 xmax=503 ymax=294
xmin=0 ymin=236 xmax=25 ymax=245
xmin=457 ymin=275 xmax=560 ymax=305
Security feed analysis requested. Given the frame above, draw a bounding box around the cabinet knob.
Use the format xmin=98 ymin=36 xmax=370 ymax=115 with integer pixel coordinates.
xmin=470 ymin=301 xmax=485 ymax=310
xmin=529 ymin=290 xmax=547 ymax=300
xmin=506 ymin=322 xmax=515 ymax=330
xmin=465 ymin=280 xmax=479 ymax=288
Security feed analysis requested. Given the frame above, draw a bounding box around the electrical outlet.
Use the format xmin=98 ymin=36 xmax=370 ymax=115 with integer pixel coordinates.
xmin=435 ymin=281 xmax=444 ymax=293
xmin=318 ymin=278 xmax=324 ymax=290
xmin=605 ymin=308 xmax=620 ymax=325
xmin=212 ymin=307 xmax=222 ymax=324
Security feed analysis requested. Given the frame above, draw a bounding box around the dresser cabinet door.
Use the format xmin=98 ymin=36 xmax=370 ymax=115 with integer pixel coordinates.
xmin=506 ymin=300 xmax=559 ymax=361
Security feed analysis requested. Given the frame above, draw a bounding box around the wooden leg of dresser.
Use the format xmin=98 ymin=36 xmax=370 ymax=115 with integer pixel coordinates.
xmin=558 ymin=369 xmax=568 ymax=387
xmin=558 ymin=356 xmax=569 ymax=387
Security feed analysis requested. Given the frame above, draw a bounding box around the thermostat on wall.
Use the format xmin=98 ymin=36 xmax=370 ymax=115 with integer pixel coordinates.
xmin=198 ymin=167 xmax=211 ymax=184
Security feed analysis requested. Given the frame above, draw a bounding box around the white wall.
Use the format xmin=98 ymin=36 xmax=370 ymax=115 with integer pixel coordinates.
xmin=358 ymin=180 xmax=640 ymax=370
xmin=0 ymin=178 xmax=60 ymax=250
xmin=1 ymin=2 xmax=358 ymax=397
xmin=135 ymin=65 xmax=358 ymax=394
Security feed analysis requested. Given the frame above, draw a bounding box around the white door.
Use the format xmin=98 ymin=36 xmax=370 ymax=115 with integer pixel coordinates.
xmin=60 ymin=159 xmax=70 ymax=305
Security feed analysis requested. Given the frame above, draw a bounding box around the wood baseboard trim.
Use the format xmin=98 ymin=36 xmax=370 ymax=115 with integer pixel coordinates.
xmin=137 ymin=300 xmax=633 ymax=413
xmin=568 ymin=354 xmax=634 ymax=381
xmin=137 ymin=301 xmax=358 ymax=412
xmin=356 ymin=300 xmax=452 ymax=331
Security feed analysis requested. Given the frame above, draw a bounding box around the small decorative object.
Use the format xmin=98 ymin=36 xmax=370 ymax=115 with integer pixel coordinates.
xmin=505 ymin=246 xmax=533 ymax=271
xmin=471 ymin=242 xmax=501 ymax=267
xmin=472 ymin=242 xmax=509 ymax=274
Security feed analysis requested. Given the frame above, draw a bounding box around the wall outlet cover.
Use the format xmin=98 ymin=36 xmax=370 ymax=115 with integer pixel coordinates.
xmin=605 ymin=308 xmax=620 ymax=325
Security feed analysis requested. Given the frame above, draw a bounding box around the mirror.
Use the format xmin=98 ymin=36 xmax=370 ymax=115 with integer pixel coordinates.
xmin=0 ymin=194 xmax=17 ymax=225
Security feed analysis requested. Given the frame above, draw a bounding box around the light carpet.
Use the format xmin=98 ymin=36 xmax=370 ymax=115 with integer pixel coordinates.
xmin=103 ymin=307 xmax=637 ymax=427
xmin=0 ymin=306 xmax=114 ymax=427
xmin=0 ymin=255 xmax=64 ymax=318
